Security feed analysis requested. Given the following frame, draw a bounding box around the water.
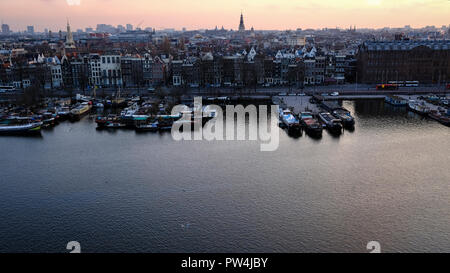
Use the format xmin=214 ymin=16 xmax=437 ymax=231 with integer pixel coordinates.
xmin=0 ymin=100 xmax=449 ymax=253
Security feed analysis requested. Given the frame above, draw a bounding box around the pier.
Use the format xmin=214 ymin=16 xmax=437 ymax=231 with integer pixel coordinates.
xmin=273 ymin=96 xmax=321 ymax=115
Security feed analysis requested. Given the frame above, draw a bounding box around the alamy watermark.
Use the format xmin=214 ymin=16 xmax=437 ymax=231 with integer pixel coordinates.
xmin=170 ymin=97 xmax=280 ymax=152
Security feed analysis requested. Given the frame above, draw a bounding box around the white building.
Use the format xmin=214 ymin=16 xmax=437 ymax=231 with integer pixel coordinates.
xmin=50 ymin=64 xmax=62 ymax=88
xmin=100 ymin=54 xmax=122 ymax=87
xmin=89 ymin=54 xmax=102 ymax=86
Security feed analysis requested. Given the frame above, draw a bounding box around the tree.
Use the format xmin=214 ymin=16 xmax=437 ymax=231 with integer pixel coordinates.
xmin=162 ymin=37 xmax=171 ymax=56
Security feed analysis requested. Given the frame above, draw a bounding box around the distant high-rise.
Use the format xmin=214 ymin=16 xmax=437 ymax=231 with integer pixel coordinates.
xmin=1 ymin=24 xmax=10 ymax=35
xmin=126 ymin=24 xmax=133 ymax=31
xmin=117 ymin=25 xmax=126 ymax=32
xmin=65 ymin=20 xmax=76 ymax=49
xmin=27 ymin=25 xmax=34 ymax=34
xmin=239 ymin=12 xmax=245 ymax=32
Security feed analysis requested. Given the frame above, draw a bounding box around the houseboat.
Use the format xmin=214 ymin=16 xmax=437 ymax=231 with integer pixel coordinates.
xmin=279 ymin=109 xmax=301 ymax=132
xmin=300 ymin=112 xmax=323 ymax=137
xmin=318 ymin=112 xmax=342 ymax=134
xmin=70 ymin=102 xmax=92 ymax=121
xmin=95 ymin=114 xmax=122 ymax=129
xmin=0 ymin=120 xmax=43 ymax=135
xmin=407 ymin=100 xmax=430 ymax=115
xmin=428 ymin=110 xmax=450 ymax=127
xmin=385 ymin=95 xmax=407 ymax=106
xmin=332 ymin=108 xmax=355 ymax=128
xmin=57 ymin=106 xmax=71 ymax=120
xmin=135 ymin=120 xmax=159 ymax=132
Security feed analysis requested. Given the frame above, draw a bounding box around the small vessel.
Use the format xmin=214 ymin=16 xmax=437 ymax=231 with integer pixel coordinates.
xmin=104 ymin=122 xmax=126 ymax=129
xmin=39 ymin=112 xmax=57 ymax=128
xmin=385 ymin=95 xmax=407 ymax=106
xmin=318 ymin=112 xmax=342 ymax=134
xmin=70 ymin=102 xmax=92 ymax=121
xmin=57 ymin=106 xmax=71 ymax=120
xmin=332 ymin=108 xmax=355 ymax=128
xmin=407 ymin=100 xmax=430 ymax=115
xmin=173 ymin=111 xmax=203 ymax=131
xmin=321 ymin=101 xmax=355 ymax=128
xmin=428 ymin=110 xmax=450 ymax=127
xmin=202 ymin=106 xmax=217 ymax=125
xmin=95 ymin=114 xmax=125 ymax=129
xmin=157 ymin=118 xmax=175 ymax=131
xmin=135 ymin=120 xmax=159 ymax=132
xmin=300 ymin=112 xmax=323 ymax=137
xmin=92 ymin=101 xmax=104 ymax=109
xmin=120 ymin=103 xmax=141 ymax=127
xmin=279 ymin=109 xmax=301 ymax=132
xmin=111 ymin=87 xmax=126 ymax=107
xmin=0 ymin=120 xmax=43 ymax=135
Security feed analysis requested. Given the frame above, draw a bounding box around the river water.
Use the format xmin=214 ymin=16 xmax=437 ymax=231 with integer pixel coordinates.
xmin=0 ymin=99 xmax=449 ymax=253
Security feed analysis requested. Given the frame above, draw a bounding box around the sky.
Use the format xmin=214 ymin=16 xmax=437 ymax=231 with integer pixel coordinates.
xmin=0 ymin=0 xmax=449 ymax=32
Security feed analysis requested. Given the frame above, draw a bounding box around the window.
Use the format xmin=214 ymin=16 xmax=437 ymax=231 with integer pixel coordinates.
xmin=102 ymin=57 xmax=106 ymax=63
xmin=107 ymin=57 xmax=111 ymax=64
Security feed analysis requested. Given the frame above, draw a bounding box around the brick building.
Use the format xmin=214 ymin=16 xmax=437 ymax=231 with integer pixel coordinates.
xmin=357 ymin=40 xmax=450 ymax=84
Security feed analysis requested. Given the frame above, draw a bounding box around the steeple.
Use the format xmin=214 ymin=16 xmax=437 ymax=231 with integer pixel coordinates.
xmin=239 ymin=12 xmax=245 ymax=32
xmin=65 ymin=19 xmax=76 ymax=49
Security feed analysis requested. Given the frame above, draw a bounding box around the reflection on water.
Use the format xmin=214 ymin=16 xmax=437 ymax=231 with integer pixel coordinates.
xmin=0 ymin=99 xmax=449 ymax=253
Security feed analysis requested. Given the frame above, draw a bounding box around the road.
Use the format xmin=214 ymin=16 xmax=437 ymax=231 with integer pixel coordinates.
xmin=1 ymin=84 xmax=448 ymax=102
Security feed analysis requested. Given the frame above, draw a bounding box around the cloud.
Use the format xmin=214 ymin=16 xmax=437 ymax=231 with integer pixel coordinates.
xmin=66 ymin=0 xmax=81 ymax=5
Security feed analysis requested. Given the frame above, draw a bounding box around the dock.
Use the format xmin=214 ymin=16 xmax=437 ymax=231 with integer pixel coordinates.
xmin=272 ymin=96 xmax=321 ymax=115
xmin=397 ymin=94 xmax=449 ymax=112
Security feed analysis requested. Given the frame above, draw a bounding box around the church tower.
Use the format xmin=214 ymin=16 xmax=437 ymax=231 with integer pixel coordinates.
xmin=238 ymin=12 xmax=245 ymax=32
xmin=65 ymin=19 xmax=76 ymax=49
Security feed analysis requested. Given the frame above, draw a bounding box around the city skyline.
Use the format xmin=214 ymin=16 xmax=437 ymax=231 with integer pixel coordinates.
xmin=1 ymin=0 xmax=449 ymax=32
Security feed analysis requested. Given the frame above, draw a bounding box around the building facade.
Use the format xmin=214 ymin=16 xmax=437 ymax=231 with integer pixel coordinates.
xmin=357 ymin=40 xmax=450 ymax=84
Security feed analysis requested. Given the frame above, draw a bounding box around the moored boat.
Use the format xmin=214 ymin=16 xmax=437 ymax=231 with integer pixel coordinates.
xmin=39 ymin=112 xmax=57 ymax=128
xmin=407 ymin=100 xmax=430 ymax=115
xmin=57 ymin=106 xmax=71 ymax=120
xmin=300 ymin=112 xmax=323 ymax=137
xmin=172 ymin=112 xmax=203 ymax=131
xmin=279 ymin=109 xmax=301 ymax=132
xmin=332 ymin=108 xmax=355 ymax=128
xmin=385 ymin=95 xmax=407 ymax=106
xmin=0 ymin=121 xmax=43 ymax=135
xmin=428 ymin=110 xmax=450 ymax=127
xmin=135 ymin=120 xmax=159 ymax=132
xmin=70 ymin=102 xmax=92 ymax=121
xmin=318 ymin=112 xmax=342 ymax=134
xmin=95 ymin=115 xmax=125 ymax=129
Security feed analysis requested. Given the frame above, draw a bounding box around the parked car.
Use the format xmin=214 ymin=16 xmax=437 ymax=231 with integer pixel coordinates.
xmin=330 ymin=92 xmax=339 ymax=96
xmin=298 ymin=93 xmax=306 ymax=96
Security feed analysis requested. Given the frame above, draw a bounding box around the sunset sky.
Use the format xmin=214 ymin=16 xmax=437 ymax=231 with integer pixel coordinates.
xmin=0 ymin=0 xmax=449 ymax=32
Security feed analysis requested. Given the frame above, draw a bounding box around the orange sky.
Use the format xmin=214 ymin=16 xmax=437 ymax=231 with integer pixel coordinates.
xmin=0 ymin=0 xmax=449 ymax=32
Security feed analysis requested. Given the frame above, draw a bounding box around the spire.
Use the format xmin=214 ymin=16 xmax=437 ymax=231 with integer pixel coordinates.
xmin=65 ymin=18 xmax=76 ymax=49
xmin=239 ymin=11 xmax=245 ymax=32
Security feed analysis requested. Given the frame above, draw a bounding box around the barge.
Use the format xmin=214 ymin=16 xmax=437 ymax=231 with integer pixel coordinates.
xmin=385 ymin=95 xmax=407 ymax=106
xmin=279 ymin=109 xmax=301 ymax=133
xmin=407 ymin=100 xmax=430 ymax=116
xmin=321 ymin=101 xmax=355 ymax=128
xmin=318 ymin=112 xmax=342 ymax=134
xmin=70 ymin=102 xmax=92 ymax=121
xmin=300 ymin=112 xmax=323 ymax=137
xmin=0 ymin=121 xmax=43 ymax=135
